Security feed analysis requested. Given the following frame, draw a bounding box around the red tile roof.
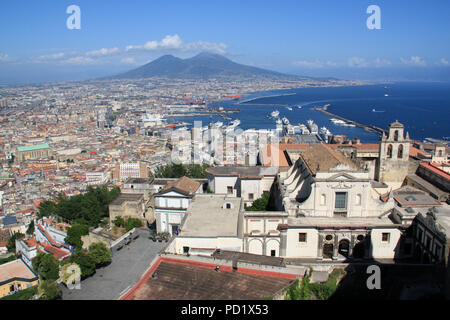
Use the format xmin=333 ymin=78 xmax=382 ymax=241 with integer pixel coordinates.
xmin=420 ymin=162 xmax=450 ymax=180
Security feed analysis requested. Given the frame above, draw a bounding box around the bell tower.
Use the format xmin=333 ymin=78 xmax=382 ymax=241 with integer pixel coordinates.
xmin=377 ymin=120 xmax=410 ymax=185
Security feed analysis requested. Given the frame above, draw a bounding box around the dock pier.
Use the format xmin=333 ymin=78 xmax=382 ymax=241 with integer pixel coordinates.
xmin=314 ymin=105 xmax=387 ymax=135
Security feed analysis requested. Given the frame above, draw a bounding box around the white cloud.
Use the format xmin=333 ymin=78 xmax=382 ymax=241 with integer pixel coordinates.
xmin=120 ymin=57 xmax=137 ymax=65
xmin=347 ymin=57 xmax=369 ymax=68
xmin=61 ymin=56 xmax=95 ymax=65
xmin=293 ymin=59 xmax=337 ymax=68
xmin=86 ymin=47 xmax=120 ymax=57
xmin=440 ymin=58 xmax=449 ymax=66
xmin=293 ymin=60 xmax=324 ymax=68
xmin=0 ymin=53 xmax=15 ymax=63
xmin=36 ymin=52 xmax=66 ymax=61
xmin=374 ymin=58 xmax=391 ymax=68
xmin=400 ymin=56 xmax=426 ymax=66
xmin=126 ymin=34 xmax=227 ymax=54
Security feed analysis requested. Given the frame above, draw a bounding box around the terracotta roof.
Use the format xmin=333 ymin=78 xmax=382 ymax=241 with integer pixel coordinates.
xmin=300 ymin=144 xmax=359 ymax=175
xmin=409 ymin=146 xmax=431 ymax=158
xmin=161 ymin=176 xmax=201 ymax=194
xmin=420 ymin=163 xmax=450 ymax=180
xmin=40 ymin=242 xmax=70 ymax=260
xmin=261 ymin=144 xmax=310 ymax=167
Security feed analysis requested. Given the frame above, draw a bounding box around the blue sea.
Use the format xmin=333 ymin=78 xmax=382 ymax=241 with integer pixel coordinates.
xmin=168 ymin=82 xmax=450 ymax=144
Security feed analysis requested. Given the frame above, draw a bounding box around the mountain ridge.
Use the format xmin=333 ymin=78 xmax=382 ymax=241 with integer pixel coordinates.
xmin=108 ymin=52 xmax=310 ymax=80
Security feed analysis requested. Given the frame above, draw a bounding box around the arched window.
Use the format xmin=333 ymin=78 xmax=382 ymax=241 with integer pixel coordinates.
xmin=387 ymin=144 xmax=393 ymax=158
xmin=398 ymin=144 xmax=403 ymax=159
xmin=394 ymin=130 xmax=399 ymax=141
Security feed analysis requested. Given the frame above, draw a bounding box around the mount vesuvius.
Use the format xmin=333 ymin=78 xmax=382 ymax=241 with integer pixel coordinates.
xmin=109 ymin=52 xmax=308 ymax=80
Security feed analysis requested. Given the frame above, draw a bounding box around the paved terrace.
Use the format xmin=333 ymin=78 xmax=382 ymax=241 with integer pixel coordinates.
xmin=122 ymin=257 xmax=296 ymax=300
xmin=61 ymin=229 xmax=165 ymax=300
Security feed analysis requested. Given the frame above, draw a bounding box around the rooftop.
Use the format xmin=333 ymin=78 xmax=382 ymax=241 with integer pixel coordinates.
xmin=179 ymin=194 xmax=242 ymax=237
xmin=160 ymin=176 xmax=201 ymax=195
xmin=206 ymin=166 xmax=279 ymax=178
xmin=393 ymin=186 xmax=442 ymax=207
xmin=110 ymin=193 xmax=144 ymax=206
xmin=211 ymin=249 xmax=286 ymax=267
xmin=124 ymin=257 xmax=294 ymax=300
xmin=0 ymin=259 xmax=38 ymax=285
xmin=299 ymin=144 xmax=359 ymax=175
xmin=17 ymin=143 xmax=50 ymax=152
xmin=285 ymin=216 xmax=398 ymax=229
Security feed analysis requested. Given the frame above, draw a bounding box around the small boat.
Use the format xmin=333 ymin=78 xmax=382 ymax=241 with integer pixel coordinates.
xmin=384 ymin=94 xmax=389 ymax=97
xmin=286 ymin=107 xmax=293 ymax=111
xmin=270 ymin=110 xmax=280 ymax=118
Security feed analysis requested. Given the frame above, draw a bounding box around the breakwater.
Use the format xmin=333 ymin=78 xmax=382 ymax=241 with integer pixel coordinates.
xmin=314 ymin=105 xmax=387 ymax=135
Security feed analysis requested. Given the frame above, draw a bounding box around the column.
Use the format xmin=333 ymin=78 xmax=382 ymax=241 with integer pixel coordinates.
xmin=350 ymin=234 xmax=356 ymax=257
xmin=279 ymin=229 xmax=287 ymax=257
xmin=333 ymin=234 xmax=339 ymax=259
xmin=317 ymin=233 xmax=324 ymax=259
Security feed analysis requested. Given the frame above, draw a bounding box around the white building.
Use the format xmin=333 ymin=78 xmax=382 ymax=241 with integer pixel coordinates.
xmin=86 ymin=170 xmax=109 ymax=186
xmin=155 ymin=176 xmax=203 ymax=235
xmin=169 ymin=194 xmax=243 ymax=256
xmin=206 ymin=166 xmax=278 ymax=205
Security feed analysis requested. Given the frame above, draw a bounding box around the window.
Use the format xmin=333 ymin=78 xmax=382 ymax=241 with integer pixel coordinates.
xmin=417 ymin=228 xmax=423 ymax=242
xmin=325 ymin=235 xmax=333 ymax=241
xmin=356 ymin=194 xmax=362 ymax=206
xmin=270 ymin=250 xmax=276 ymax=257
xmin=248 ymin=193 xmax=254 ymax=200
xmin=394 ymin=130 xmax=399 ymax=141
xmin=398 ymin=144 xmax=403 ymax=159
xmin=382 ymin=233 xmax=390 ymax=243
xmin=299 ymin=233 xmax=307 ymax=243
xmin=227 ymin=186 xmax=233 ymax=194
xmin=320 ymin=194 xmax=326 ymax=206
xmin=335 ymin=192 xmax=347 ymax=209
xmin=226 ymin=203 xmax=231 ymax=209
xmin=183 ymin=246 xmax=190 ymax=254
xmin=387 ymin=144 xmax=393 ymax=158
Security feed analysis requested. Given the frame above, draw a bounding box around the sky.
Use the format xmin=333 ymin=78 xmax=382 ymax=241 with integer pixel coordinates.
xmin=1 ymin=0 xmax=450 ymax=84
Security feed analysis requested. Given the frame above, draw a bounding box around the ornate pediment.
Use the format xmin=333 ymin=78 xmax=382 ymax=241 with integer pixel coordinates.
xmin=328 ymin=172 xmax=357 ymax=181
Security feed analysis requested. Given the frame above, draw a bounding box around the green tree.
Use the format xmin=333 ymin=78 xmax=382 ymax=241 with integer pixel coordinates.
xmin=153 ymin=163 xmax=210 ymax=179
xmin=26 ymin=220 xmax=35 ymax=235
xmin=38 ymin=280 xmax=61 ymax=300
xmin=7 ymin=232 xmax=24 ymax=253
xmin=125 ymin=218 xmax=143 ymax=232
xmin=38 ymin=200 xmax=57 ymax=218
xmin=113 ymin=216 xmax=125 ymax=228
xmin=245 ymin=192 xmax=270 ymax=211
xmin=88 ymin=242 xmax=112 ymax=266
xmin=65 ymin=224 xmax=89 ymax=250
xmin=31 ymin=253 xmax=60 ymax=281
xmin=65 ymin=250 xmax=96 ymax=278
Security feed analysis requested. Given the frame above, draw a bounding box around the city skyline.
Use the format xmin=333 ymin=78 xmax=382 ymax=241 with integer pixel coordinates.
xmin=1 ymin=0 xmax=450 ymax=84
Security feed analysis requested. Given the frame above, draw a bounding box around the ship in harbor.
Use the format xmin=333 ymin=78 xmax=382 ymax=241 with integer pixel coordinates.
xmin=269 ymin=110 xmax=280 ymax=118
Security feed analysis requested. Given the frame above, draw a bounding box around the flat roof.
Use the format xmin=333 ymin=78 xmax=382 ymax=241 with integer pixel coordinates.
xmin=393 ymin=186 xmax=442 ymax=207
xmin=206 ymin=166 xmax=278 ymax=178
xmin=212 ymin=250 xmax=286 ymax=267
xmin=124 ymin=258 xmax=294 ymax=300
xmin=17 ymin=143 xmax=50 ymax=152
xmin=0 ymin=259 xmax=38 ymax=284
xmin=285 ymin=216 xmax=398 ymax=228
xmin=179 ymin=194 xmax=242 ymax=237
xmin=110 ymin=193 xmax=144 ymax=205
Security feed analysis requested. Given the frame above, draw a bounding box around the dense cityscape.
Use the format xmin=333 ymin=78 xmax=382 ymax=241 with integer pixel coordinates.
xmin=0 ymin=1 xmax=449 ymax=311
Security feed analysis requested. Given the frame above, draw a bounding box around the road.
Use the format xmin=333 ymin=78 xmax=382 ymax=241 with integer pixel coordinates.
xmin=61 ymin=229 xmax=166 ymax=300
